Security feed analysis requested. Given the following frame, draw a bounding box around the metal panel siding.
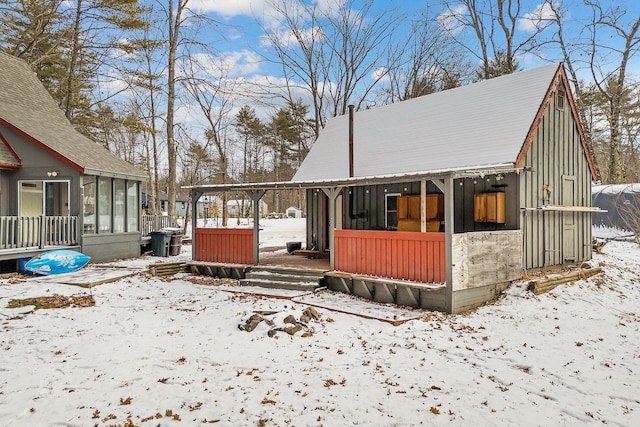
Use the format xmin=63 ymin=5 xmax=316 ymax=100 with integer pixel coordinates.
xmin=343 ymin=181 xmax=434 ymax=230
xmin=453 ymin=173 xmax=519 ymax=233
xmin=521 ymin=84 xmax=593 ymax=270
xmin=334 ymin=229 xmax=446 ymax=283
xmin=305 ymin=188 xmax=327 ymax=251
xmin=194 ymin=228 xmax=253 ymax=264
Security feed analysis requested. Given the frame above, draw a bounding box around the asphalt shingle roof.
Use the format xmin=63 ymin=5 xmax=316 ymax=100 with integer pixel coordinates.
xmin=0 ymin=138 xmax=20 ymax=169
xmin=0 ymin=52 xmax=146 ymax=179
xmin=293 ymin=63 xmax=561 ymax=182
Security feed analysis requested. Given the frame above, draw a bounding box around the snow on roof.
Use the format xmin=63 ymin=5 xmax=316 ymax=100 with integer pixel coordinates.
xmin=293 ymin=63 xmax=560 ymax=182
xmin=592 ymin=183 xmax=640 ymax=195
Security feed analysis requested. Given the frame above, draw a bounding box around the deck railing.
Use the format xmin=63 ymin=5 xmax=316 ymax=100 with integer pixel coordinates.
xmin=334 ymin=229 xmax=446 ymax=283
xmin=194 ymin=228 xmax=253 ymax=264
xmin=141 ymin=214 xmax=173 ymax=237
xmin=0 ymin=216 xmax=78 ymax=250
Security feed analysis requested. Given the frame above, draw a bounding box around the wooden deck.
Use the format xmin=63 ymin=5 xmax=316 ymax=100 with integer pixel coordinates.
xmin=259 ymin=250 xmax=331 ymax=270
xmin=0 ymin=245 xmax=81 ymax=262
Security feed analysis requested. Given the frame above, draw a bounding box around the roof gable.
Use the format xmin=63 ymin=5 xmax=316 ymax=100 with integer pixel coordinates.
xmin=0 ymin=131 xmax=21 ymax=170
xmin=515 ymin=65 xmax=597 ymax=181
xmin=0 ymin=52 xmax=146 ymax=180
xmin=293 ymin=64 xmax=593 ymax=182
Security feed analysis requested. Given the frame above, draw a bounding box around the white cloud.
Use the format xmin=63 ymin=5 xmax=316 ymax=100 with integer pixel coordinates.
xmin=188 ymin=0 xmax=268 ymax=18
xmin=188 ymin=50 xmax=263 ymax=78
xmin=314 ymin=0 xmax=346 ymax=17
xmin=372 ymin=67 xmax=389 ymax=83
xmin=519 ymin=2 xmax=558 ymax=32
xmin=260 ymin=25 xmax=324 ymax=49
xmin=437 ymin=4 xmax=467 ymax=35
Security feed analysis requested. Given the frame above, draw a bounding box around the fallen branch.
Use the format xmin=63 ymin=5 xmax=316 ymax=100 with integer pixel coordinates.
xmin=528 ymin=267 xmax=603 ymax=295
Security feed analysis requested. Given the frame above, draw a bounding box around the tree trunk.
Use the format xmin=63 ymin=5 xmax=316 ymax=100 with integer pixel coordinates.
xmin=166 ymin=0 xmax=184 ymax=224
xmin=64 ymin=0 xmax=83 ymax=119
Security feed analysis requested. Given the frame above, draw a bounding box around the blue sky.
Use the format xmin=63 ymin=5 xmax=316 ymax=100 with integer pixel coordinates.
xmin=111 ymin=0 xmax=640 ymax=150
xmin=184 ymin=0 xmax=640 ymax=80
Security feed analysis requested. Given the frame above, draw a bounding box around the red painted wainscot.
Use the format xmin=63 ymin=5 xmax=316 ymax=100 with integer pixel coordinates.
xmin=194 ymin=228 xmax=253 ymax=264
xmin=334 ymin=229 xmax=446 ymax=283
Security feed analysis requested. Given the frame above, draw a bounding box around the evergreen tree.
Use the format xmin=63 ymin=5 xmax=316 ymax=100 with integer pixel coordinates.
xmin=235 ymin=106 xmax=265 ymax=182
xmin=0 ymin=0 xmax=70 ymax=100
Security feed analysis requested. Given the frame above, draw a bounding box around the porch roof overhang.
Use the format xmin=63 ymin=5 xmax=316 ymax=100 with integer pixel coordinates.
xmin=183 ymin=162 xmax=519 ymax=194
xmin=83 ymin=167 xmax=148 ymax=181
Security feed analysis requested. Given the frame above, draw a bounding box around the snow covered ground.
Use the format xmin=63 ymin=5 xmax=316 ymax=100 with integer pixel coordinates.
xmin=1 ymin=219 xmax=639 ymax=426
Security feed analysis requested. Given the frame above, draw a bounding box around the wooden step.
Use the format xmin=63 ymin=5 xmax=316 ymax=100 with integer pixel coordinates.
xmin=240 ymin=266 xmax=325 ymax=291
xmin=239 ymin=278 xmax=320 ymax=291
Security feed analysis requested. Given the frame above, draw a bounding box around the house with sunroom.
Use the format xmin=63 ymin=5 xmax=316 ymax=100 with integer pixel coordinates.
xmin=0 ymin=51 xmax=147 ymax=268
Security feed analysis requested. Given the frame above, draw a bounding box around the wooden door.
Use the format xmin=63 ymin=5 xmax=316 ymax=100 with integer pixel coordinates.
xmin=562 ymin=176 xmax=576 ymax=262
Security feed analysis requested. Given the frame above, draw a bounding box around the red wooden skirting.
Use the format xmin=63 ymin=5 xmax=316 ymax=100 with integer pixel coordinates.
xmin=334 ymin=229 xmax=446 ymax=283
xmin=194 ymin=228 xmax=253 ymax=264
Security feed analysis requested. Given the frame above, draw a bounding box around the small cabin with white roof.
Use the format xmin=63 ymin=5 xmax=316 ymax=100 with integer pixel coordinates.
xmin=187 ymin=63 xmax=599 ymax=313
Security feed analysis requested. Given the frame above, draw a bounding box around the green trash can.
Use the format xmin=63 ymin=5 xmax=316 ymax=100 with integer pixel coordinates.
xmin=149 ymin=230 xmax=172 ymax=257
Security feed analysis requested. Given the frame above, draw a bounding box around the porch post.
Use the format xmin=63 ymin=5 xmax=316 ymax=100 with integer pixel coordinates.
xmin=321 ymin=187 xmax=343 ymax=270
xmin=246 ymin=189 xmax=266 ymax=265
xmin=191 ymin=190 xmax=202 ymax=261
xmin=433 ymin=177 xmax=455 ymax=314
xmin=420 ymin=179 xmax=427 ymax=232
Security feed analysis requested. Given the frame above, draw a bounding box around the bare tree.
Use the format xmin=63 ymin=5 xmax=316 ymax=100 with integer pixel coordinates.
xmin=123 ymin=2 xmax=166 ymax=215
xmin=441 ymin=0 xmax=550 ymax=80
xmin=585 ymin=1 xmax=640 ymax=183
xmin=545 ymin=0 xmax=640 ymax=183
xmin=379 ymin=5 xmax=472 ymax=103
xmin=264 ymin=0 xmax=403 ymax=135
xmin=164 ymin=0 xmax=190 ymax=225
xmin=182 ymin=54 xmax=238 ymax=225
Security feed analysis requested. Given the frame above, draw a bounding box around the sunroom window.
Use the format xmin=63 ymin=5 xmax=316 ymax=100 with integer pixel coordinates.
xmin=127 ymin=181 xmax=139 ymax=232
xmin=114 ymin=179 xmax=126 ymax=233
xmin=98 ymin=177 xmax=112 ymax=233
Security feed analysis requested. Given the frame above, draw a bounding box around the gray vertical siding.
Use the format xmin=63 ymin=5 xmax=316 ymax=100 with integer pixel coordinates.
xmin=453 ymin=173 xmax=519 ymax=233
xmin=521 ymin=82 xmax=593 ymax=270
xmin=342 ymin=181 xmax=435 ymax=230
xmin=305 ymin=188 xmax=327 ymax=251
xmin=0 ymin=171 xmax=8 ymax=216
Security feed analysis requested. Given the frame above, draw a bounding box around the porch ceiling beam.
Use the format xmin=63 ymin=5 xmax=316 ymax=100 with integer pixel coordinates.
xmin=182 ymin=164 xmax=518 ymax=194
xmin=432 ymin=179 xmax=445 ymax=194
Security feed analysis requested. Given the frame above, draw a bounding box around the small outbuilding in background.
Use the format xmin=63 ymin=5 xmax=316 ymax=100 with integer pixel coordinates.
xmin=285 ymin=206 xmax=304 ymax=218
xmin=592 ymin=183 xmax=640 ymax=238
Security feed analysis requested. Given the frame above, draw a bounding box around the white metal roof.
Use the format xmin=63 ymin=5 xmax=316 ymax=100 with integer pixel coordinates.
xmin=293 ymin=63 xmax=561 ymax=182
xmin=592 ymin=183 xmax=640 ymax=195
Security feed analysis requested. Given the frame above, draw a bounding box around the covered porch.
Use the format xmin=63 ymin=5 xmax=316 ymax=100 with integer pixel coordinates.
xmin=186 ymin=165 xmax=519 ymax=313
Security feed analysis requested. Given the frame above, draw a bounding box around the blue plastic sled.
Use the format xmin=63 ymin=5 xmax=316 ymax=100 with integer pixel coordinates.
xmin=24 ymin=250 xmax=91 ymax=275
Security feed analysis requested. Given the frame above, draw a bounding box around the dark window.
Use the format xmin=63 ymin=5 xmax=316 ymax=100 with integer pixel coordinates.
xmin=385 ymin=194 xmax=400 ymax=229
xmin=556 ymin=89 xmax=565 ymax=110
